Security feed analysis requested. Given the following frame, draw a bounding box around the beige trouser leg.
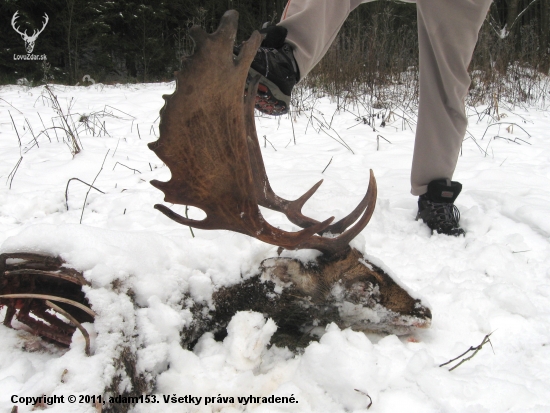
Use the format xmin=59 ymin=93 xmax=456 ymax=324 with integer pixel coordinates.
xmin=280 ymin=0 xmax=374 ymax=77
xmin=411 ymin=0 xmax=491 ymax=195
xmin=279 ymin=0 xmax=491 ymax=196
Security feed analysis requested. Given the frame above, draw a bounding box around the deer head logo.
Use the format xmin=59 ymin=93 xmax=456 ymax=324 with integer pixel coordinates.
xmin=11 ymin=11 xmax=49 ymax=54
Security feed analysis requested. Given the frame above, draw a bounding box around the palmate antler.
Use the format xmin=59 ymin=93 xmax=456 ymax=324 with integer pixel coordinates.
xmin=149 ymin=10 xmax=376 ymax=256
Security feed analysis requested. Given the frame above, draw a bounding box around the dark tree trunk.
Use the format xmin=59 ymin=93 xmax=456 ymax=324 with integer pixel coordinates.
xmin=506 ymin=0 xmax=520 ymax=31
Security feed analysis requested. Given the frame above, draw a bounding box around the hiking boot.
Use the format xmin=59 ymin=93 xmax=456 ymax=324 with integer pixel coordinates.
xmin=235 ymin=25 xmax=299 ymax=116
xmin=416 ymin=179 xmax=466 ymax=236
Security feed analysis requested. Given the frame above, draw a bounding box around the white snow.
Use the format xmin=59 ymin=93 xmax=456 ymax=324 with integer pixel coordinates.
xmin=1 ymin=82 xmax=549 ymax=412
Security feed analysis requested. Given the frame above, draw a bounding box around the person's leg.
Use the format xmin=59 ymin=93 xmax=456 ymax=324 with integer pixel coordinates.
xmin=280 ymin=0 xmax=373 ymax=79
xmin=245 ymin=0 xmax=374 ymax=115
xmin=412 ymin=0 xmax=491 ymax=235
xmin=411 ymin=0 xmax=492 ymax=196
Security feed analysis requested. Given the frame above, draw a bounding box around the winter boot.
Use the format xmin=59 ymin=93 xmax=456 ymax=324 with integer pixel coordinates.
xmin=235 ymin=24 xmax=299 ymax=116
xmin=416 ymin=179 xmax=465 ymax=236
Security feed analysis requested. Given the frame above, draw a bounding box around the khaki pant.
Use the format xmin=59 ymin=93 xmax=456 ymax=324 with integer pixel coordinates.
xmin=280 ymin=0 xmax=492 ymax=195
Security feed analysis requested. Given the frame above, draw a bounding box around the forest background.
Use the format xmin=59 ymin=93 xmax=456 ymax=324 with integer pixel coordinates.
xmin=1 ymin=0 xmax=549 ymax=105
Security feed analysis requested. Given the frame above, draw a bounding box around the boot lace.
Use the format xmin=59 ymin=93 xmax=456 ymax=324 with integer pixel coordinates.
xmin=423 ymin=200 xmax=463 ymax=235
xmin=430 ymin=201 xmax=460 ymax=226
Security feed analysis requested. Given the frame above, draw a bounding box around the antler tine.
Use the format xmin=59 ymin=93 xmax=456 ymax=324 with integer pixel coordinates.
xmin=188 ymin=11 xmax=237 ymax=59
xmin=323 ymin=182 xmax=375 ymax=234
xmin=244 ymin=74 xmax=374 ymax=236
xmin=11 ymin=11 xmax=26 ymax=37
xmin=298 ymin=170 xmax=377 ymax=256
xmin=190 ymin=10 xmax=255 ymax=64
xmin=154 ymin=203 xmax=335 ymax=250
xmin=244 ymin=75 xmax=323 ymax=227
xmin=35 ymin=13 xmax=49 ymax=37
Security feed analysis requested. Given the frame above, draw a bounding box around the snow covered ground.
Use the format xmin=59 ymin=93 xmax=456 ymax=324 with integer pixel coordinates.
xmin=0 ymin=82 xmax=549 ymax=413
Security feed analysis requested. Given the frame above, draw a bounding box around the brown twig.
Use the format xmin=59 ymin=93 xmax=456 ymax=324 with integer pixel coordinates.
xmin=480 ymin=122 xmax=531 ymax=140
xmin=321 ymin=156 xmax=333 ymax=174
xmin=37 ymin=113 xmax=52 ymax=142
xmin=25 ymin=118 xmax=39 ymax=149
xmin=263 ymin=135 xmax=277 ymax=151
xmin=6 ymin=157 xmax=23 ymax=189
xmin=103 ymin=104 xmax=136 ymax=120
xmin=113 ymin=162 xmax=141 ymax=174
xmin=376 ymin=134 xmax=392 ymax=151
xmin=354 ymin=389 xmax=373 ymax=409
xmin=439 ymin=333 xmax=494 ymax=371
xmin=65 ymin=178 xmax=105 ymax=210
xmin=80 ymin=150 xmax=110 ymax=223
xmin=1 ymin=97 xmax=23 ymax=114
xmin=8 ymin=111 xmax=22 ymax=150
xmin=43 ymin=86 xmax=82 ymax=155
xmin=185 ymin=206 xmax=195 ymax=238
xmin=112 ymin=138 xmax=121 ymax=157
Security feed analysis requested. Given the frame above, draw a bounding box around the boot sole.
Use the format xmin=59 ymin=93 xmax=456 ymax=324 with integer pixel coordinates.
xmin=247 ymin=67 xmax=291 ymax=116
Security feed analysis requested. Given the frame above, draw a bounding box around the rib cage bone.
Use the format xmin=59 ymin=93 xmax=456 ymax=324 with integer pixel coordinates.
xmin=0 ymin=253 xmax=94 ymax=350
xmin=148 ymin=10 xmax=376 ymax=257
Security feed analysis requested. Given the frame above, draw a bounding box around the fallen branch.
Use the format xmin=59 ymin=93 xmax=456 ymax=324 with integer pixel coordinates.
xmin=354 ymin=389 xmax=373 ymax=409
xmin=440 ymin=333 xmax=494 ymax=371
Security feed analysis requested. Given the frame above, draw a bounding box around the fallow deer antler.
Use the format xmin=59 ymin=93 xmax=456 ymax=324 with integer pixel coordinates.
xmin=149 ymin=10 xmax=376 ymax=256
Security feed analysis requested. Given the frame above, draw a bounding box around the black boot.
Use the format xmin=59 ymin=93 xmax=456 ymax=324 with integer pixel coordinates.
xmin=416 ymin=179 xmax=466 ymax=236
xmin=235 ymin=25 xmax=299 ymax=116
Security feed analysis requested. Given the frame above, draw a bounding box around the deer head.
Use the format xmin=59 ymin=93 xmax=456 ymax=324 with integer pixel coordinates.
xmin=11 ymin=11 xmax=49 ymax=54
xmin=148 ymin=11 xmax=431 ymax=335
